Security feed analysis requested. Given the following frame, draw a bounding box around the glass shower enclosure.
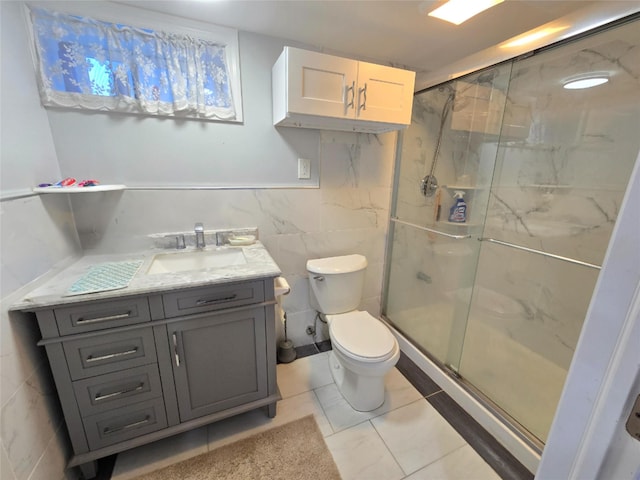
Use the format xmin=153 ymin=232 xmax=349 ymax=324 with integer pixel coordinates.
xmin=383 ymin=17 xmax=640 ymax=445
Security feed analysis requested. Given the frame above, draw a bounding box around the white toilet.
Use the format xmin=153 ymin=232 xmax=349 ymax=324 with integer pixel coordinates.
xmin=306 ymin=254 xmax=400 ymax=411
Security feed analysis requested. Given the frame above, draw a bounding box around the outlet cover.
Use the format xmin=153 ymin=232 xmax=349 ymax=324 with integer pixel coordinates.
xmin=298 ymin=158 xmax=311 ymax=179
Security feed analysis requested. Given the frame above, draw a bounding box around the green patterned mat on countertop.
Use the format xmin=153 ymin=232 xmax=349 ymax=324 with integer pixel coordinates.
xmin=65 ymin=260 xmax=143 ymax=296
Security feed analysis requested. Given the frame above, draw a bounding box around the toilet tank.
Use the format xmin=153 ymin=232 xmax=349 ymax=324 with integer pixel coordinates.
xmin=306 ymin=254 xmax=367 ymax=314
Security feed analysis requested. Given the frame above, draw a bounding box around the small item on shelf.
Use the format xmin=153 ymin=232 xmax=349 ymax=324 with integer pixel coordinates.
xmin=54 ymin=177 xmax=76 ymax=187
xmin=38 ymin=183 xmax=52 ymax=187
xmin=448 ymin=190 xmax=467 ymax=223
xmin=78 ymin=179 xmax=100 ymax=187
xmin=228 ymin=235 xmax=256 ymax=246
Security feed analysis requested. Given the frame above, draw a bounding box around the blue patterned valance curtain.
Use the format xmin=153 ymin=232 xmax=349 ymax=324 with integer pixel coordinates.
xmin=30 ymin=7 xmax=237 ymax=120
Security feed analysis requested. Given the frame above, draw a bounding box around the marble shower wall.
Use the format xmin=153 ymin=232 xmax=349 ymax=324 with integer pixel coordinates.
xmin=72 ymin=130 xmax=397 ymax=346
xmin=384 ymin=17 xmax=640 ymax=441
xmin=476 ymin=18 xmax=640 ymax=369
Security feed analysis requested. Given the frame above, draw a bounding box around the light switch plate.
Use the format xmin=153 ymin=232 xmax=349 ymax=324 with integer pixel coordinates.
xmin=298 ymin=158 xmax=311 ymax=179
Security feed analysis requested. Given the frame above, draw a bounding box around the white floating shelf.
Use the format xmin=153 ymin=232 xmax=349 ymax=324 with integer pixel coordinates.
xmin=33 ymin=185 xmax=127 ymax=194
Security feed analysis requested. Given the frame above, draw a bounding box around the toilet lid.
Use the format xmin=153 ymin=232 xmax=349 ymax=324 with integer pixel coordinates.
xmin=330 ymin=311 xmax=396 ymax=362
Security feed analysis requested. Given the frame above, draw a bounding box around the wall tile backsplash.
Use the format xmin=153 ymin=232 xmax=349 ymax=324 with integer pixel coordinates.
xmin=71 ymin=131 xmax=397 ymax=346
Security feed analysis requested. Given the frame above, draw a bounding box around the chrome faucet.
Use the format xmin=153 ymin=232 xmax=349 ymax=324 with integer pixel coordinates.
xmin=194 ymin=223 xmax=205 ymax=249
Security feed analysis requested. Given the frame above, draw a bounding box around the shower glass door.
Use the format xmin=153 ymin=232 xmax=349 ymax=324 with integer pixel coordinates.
xmin=385 ymin=64 xmax=512 ymax=370
xmin=384 ymin=17 xmax=640 ymax=444
xmin=457 ymin=19 xmax=640 ymax=443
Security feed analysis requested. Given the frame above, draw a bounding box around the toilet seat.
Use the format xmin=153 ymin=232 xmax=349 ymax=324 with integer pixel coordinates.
xmin=328 ymin=311 xmax=397 ymax=363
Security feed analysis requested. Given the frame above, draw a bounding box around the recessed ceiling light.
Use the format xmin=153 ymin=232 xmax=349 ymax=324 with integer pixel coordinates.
xmin=563 ymin=74 xmax=609 ymax=90
xmin=428 ymin=0 xmax=504 ymax=26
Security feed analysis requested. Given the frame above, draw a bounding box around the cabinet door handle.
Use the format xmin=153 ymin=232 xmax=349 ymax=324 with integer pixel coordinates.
xmin=172 ymin=332 xmax=180 ymax=367
xmin=103 ymin=415 xmax=150 ymax=435
xmin=359 ymin=82 xmax=367 ymax=112
xmin=76 ymin=311 xmax=131 ymax=325
xmin=86 ymin=347 xmax=138 ymax=363
xmin=345 ymin=80 xmax=355 ymax=111
xmin=195 ymin=294 xmax=237 ymax=306
xmin=94 ymin=383 xmax=145 ymax=402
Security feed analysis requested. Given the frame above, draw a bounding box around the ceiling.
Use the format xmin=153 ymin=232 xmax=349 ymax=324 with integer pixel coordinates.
xmin=119 ymin=0 xmax=603 ymax=77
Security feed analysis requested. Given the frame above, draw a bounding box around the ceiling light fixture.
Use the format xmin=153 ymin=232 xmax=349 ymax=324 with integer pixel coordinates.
xmin=563 ymin=73 xmax=609 ymax=90
xmin=428 ymin=0 xmax=504 ymax=26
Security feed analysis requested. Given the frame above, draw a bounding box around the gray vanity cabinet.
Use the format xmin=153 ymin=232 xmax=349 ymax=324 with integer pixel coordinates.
xmin=31 ymin=276 xmax=279 ymax=480
xmin=168 ymin=306 xmax=268 ymax=421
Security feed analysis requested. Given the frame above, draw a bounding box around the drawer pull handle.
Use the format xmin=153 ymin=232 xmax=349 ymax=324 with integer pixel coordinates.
xmin=195 ymin=294 xmax=237 ymax=306
xmin=172 ymin=333 xmax=180 ymax=367
xmin=94 ymin=383 xmax=145 ymax=402
xmin=86 ymin=348 xmax=138 ymax=363
xmin=76 ymin=312 xmax=132 ymax=325
xmin=103 ymin=415 xmax=150 ymax=435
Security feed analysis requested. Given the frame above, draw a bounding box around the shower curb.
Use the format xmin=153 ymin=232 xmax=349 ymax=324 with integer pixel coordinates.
xmin=396 ymin=352 xmax=534 ymax=480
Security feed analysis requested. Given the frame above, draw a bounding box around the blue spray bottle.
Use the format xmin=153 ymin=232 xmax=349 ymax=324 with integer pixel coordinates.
xmin=448 ymin=190 xmax=467 ymax=223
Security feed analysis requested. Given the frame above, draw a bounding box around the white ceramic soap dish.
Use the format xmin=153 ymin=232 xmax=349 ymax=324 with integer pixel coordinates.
xmin=228 ymin=235 xmax=256 ymax=246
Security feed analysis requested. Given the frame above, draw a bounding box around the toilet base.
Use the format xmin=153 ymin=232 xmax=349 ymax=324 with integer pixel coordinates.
xmin=329 ymin=350 xmax=395 ymax=412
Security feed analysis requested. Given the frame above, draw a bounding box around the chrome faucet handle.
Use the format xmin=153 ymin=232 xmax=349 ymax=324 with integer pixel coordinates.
xmin=194 ymin=223 xmax=205 ymax=248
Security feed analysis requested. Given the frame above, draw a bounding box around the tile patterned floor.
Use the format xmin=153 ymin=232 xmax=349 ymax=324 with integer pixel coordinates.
xmin=111 ymin=351 xmax=501 ymax=480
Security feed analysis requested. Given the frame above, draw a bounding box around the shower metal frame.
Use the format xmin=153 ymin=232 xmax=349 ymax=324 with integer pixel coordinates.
xmin=381 ymin=11 xmax=640 ymax=465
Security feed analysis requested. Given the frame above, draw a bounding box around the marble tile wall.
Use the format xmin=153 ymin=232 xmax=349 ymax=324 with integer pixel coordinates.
xmin=384 ymin=17 xmax=640 ymax=443
xmin=72 ymin=130 xmax=397 ymax=347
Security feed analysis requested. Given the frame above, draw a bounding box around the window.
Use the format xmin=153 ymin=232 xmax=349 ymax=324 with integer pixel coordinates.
xmin=29 ymin=6 xmax=241 ymax=121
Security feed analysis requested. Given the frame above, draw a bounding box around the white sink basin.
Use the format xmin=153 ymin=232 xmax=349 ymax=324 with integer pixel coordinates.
xmin=147 ymin=248 xmax=247 ymax=275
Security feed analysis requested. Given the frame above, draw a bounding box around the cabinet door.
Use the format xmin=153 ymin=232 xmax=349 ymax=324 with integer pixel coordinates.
xmin=169 ymin=307 xmax=268 ymax=422
xmin=287 ymin=47 xmax=358 ymax=119
xmin=356 ymin=61 xmax=415 ymax=125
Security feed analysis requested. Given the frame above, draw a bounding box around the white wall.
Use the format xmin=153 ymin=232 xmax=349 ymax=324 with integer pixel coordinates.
xmin=50 ymin=26 xmax=397 ymax=347
xmin=68 ymin=128 xmax=396 ymax=346
xmin=1 ymin=6 xmax=396 ymax=480
xmin=42 ymin=3 xmax=321 ymax=189
xmin=1 ymin=2 xmax=82 ymax=480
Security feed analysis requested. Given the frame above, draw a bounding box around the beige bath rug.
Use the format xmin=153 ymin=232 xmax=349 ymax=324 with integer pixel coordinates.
xmin=133 ymin=415 xmax=342 ymax=480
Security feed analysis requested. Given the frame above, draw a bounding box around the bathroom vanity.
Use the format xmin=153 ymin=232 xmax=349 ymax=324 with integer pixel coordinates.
xmin=12 ymin=243 xmax=281 ymax=479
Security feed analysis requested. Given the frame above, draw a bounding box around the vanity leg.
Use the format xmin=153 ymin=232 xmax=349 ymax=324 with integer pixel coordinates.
xmin=78 ymin=461 xmax=98 ymax=480
xmin=265 ymin=402 xmax=277 ymax=418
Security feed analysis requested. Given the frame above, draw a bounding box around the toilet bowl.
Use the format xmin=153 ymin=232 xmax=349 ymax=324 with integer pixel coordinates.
xmin=307 ymin=254 xmax=399 ymax=412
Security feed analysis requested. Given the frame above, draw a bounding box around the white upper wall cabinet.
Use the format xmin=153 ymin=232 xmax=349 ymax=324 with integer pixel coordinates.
xmin=272 ymin=47 xmax=415 ymax=133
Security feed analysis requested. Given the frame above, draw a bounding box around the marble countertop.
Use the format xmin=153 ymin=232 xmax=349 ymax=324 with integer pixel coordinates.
xmin=12 ymin=242 xmax=281 ymax=311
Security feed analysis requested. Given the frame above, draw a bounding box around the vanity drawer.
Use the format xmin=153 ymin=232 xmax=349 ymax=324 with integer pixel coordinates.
xmin=63 ymin=328 xmax=157 ymax=380
xmin=73 ymin=364 xmax=162 ymax=417
xmin=54 ymin=297 xmax=151 ymax=336
xmin=83 ymin=397 xmax=167 ymax=450
xmin=162 ymin=280 xmax=265 ymax=318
